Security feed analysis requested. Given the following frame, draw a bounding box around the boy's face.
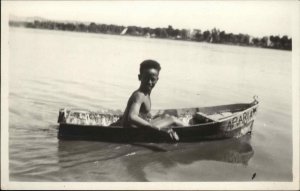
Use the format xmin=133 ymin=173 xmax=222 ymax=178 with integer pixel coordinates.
xmin=139 ymin=68 xmax=159 ymax=93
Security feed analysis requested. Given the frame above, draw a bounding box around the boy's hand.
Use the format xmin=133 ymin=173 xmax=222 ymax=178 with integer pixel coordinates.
xmin=158 ymin=127 xmax=180 ymax=141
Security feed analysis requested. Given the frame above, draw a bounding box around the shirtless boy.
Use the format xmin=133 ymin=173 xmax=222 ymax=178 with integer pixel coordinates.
xmin=122 ymin=60 xmax=185 ymax=140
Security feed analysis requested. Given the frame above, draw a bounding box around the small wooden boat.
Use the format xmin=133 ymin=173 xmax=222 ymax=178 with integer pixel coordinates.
xmin=57 ymin=97 xmax=259 ymax=143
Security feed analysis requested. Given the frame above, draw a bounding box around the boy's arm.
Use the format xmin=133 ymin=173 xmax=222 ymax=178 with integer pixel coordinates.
xmin=127 ymin=93 xmax=154 ymax=129
xmin=127 ymin=93 xmax=179 ymax=140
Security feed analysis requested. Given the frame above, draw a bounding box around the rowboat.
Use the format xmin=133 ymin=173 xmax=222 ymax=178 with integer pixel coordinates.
xmin=57 ymin=97 xmax=259 ymax=143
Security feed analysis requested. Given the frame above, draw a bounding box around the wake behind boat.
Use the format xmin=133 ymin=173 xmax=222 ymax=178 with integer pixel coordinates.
xmin=57 ymin=97 xmax=259 ymax=142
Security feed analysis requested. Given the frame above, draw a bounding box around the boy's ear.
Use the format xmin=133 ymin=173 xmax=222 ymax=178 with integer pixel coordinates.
xmin=138 ymin=74 xmax=141 ymax=81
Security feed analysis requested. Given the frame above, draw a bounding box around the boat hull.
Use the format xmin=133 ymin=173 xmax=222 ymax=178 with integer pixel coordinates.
xmin=58 ymin=101 xmax=259 ymax=143
xmin=58 ymin=120 xmax=255 ymax=143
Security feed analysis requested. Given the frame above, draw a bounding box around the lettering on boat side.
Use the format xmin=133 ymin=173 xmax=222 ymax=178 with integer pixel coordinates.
xmin=226 ymin=107 xmax=257 ymax=131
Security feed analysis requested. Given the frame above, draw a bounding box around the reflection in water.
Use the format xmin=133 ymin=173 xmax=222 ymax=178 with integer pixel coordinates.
xmin=57 ymin=140 xmax=128 ymax=169
xmin=123 ymin=135 xmax=254 ymax=181
xmin=56 ymin=135 xmax=253 ymax=181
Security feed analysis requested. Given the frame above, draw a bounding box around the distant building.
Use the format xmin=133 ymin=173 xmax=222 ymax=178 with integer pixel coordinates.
xmin=249 ymin=36 xmax=254 ymax=45
xmin=176 ymin=35 xmax=182 ymax=39
xmin=266 ymin=37 xmax=272 ymax=47
xmin=145 ymin=32 xmax=151 ymax=38
xmin=186 ymin=29 xmax=193 ymax=39
xmin=120 ymin=27 xmax=128 ymax=35
xmin=150 ymin=33 xmax=156 ymax=38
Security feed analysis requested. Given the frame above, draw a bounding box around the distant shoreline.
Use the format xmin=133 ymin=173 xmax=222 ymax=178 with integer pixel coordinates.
xmin=9 ymin=19 xmax=292 ymax=51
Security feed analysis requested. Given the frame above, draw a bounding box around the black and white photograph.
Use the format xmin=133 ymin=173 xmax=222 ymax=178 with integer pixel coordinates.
xmin=1 ymin=0 xmax=299 ymax=190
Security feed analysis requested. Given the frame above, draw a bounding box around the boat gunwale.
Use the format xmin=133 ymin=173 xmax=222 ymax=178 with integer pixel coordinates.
xmin=58 ymin=101 xmax=259 ymax=129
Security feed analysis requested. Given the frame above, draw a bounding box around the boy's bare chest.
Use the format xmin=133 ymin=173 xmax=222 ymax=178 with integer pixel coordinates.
xmin=140 ymin=96 xmax=151 ymax=113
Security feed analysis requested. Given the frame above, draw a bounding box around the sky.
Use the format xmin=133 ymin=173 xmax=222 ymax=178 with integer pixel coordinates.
xmin=5 ymin=1 xmax=295 ymax=37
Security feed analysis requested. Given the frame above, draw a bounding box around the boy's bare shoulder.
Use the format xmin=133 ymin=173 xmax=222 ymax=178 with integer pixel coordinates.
xmin=130 ymin=90 xmax=145 ymax=102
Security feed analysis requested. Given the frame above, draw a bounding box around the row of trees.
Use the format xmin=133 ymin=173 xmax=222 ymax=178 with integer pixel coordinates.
xmin=193 ymin=28 xmax=292 ymax=50
xmin=9 ymin=20 xmax=292 ymax=50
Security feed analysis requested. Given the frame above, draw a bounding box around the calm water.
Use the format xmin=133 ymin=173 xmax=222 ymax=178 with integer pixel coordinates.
xmin=9 ymin=27 xmax=292 ymax=181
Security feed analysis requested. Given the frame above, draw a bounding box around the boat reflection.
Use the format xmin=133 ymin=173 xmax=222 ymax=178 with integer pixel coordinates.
xmin=123 ymin=135 xmax=254 ymax=181
xmin=56 ymin=135 xmax=253 ymax=181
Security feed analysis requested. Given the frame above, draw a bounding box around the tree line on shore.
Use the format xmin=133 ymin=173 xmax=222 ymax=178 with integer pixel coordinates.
xmin=9 ymin=20 xmax=292 ymax=50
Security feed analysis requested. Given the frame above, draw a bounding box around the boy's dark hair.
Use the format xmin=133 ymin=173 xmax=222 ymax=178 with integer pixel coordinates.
xmin=140 ymin=60 xmax=161 ymax=74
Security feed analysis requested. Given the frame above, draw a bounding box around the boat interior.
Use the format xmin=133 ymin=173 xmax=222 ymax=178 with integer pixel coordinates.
xmin=58 ymin=103 xmax=254 ymax=127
